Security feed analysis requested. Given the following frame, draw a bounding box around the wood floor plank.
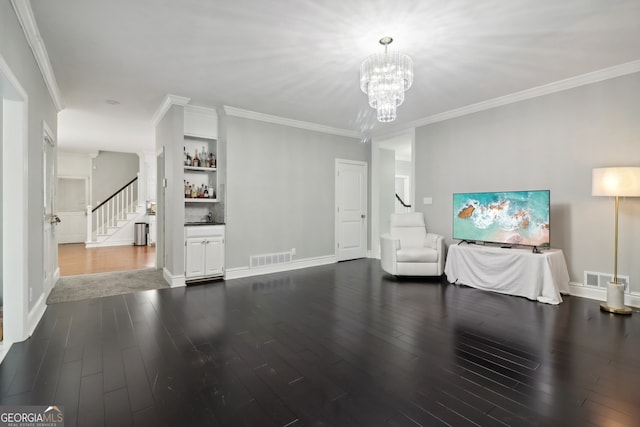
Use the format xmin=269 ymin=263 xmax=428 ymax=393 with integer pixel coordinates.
xmin=77 ymin=373 xmax=104 ymax=427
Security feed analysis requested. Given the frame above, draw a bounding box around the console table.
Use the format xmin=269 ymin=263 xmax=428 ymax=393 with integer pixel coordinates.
xmin=444 ymin=244 xmax=571 ymax=304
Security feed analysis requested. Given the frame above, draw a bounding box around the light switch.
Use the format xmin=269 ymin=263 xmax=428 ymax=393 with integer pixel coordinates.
xmin=423 ymin=197 xmax=433 ymax=205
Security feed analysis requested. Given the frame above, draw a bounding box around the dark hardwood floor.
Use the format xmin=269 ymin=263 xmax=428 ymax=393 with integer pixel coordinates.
xmin=1 ymin=259 xmax=639 ymax=426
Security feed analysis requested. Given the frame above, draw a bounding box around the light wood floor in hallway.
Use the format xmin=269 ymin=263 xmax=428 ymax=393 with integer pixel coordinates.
xmin=58 ymin=243 xmax=156 ymax=276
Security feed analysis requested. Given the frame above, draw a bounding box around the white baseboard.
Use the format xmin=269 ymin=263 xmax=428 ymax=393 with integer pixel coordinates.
xmin=86 ymin=239 xmax=135 ymax=248
xmin=163 ymin=268 xmax=186 ymax=288
xmin=569 ymin=282 xmax=640 ymax=308
xmin=225 ymin=254 xmax=337 ymax=280
xmin=0 ymin=342 xmax=9 ymax=365
xmin=27 ymin=293 xmax=47 ymax=338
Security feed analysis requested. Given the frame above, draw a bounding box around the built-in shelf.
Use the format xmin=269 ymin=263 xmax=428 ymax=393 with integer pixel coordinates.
xmin=184 ymin=166 xmax=217 ymax=172
xmin=185 ymin=198 xmax=218 ymax=203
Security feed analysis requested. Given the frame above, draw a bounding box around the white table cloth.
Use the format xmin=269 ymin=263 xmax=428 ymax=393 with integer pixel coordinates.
xmin=444 ymin=244 xmax=571 ymax=304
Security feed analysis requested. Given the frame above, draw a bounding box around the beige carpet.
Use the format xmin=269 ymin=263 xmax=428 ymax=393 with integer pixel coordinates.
xmin=47 ymin=268 xmax=170 ymax=304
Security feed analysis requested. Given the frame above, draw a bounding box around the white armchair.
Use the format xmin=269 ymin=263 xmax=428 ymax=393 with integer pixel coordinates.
xmin=380 ymin=212 xmax=445 ymax=276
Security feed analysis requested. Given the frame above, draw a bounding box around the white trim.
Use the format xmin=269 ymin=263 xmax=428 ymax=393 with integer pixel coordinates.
xmin=223 ymin=106 xmax=361 ymax=138
xmin=151 ymin=94 xmax=191 ymax=127
xmin=0 ymin=342 xmax=8 ymax=365
xmin=224 ymin=255 xmax=336 ymax=280
xmin=185 ymin=104 xmax=218 ymax=116
xmin=1 ymin=53 xmax=30 ymax=345
xmin=375 ymin=60 xmax=640 ymax=135
xmin=163 ymin=268 xmax=186 ymax=288
xmin=85 ymin=239 xmax=135 ymax=248
xmin=10 ymin=0 xmax=64 ymax=112
xmin=569 ymin=282 xmax=640 ymax=308
xmin=27 ymin=293 xmax=47 ymax=337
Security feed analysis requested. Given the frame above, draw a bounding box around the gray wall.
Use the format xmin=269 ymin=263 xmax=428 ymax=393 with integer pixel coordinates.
xmin=1 ymin=2 xmax=58 ymax=312
xmin=225 ymin=116 xmax=369 ymax=269
xmin=415 ymin=72 xmax=640 ymax=291
xmin=91 ymin=151 xmax=139 ymax=206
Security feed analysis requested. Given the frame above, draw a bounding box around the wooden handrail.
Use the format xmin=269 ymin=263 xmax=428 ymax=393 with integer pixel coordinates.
xmin=395 ymin=193 xmax=411 ymax=208
xmin=92 ymin=176 xmax=138 ymax=212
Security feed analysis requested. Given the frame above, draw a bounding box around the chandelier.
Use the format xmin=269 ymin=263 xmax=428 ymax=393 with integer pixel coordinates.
xmin=360 ymin=37 xmax=413 ymax=123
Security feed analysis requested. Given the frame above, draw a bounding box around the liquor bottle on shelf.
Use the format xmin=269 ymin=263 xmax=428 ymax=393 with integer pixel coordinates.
xmin=204 ymin=186 xmax=209 ymax=198
xmin=193 ymin=150 xmax=200 ymax=167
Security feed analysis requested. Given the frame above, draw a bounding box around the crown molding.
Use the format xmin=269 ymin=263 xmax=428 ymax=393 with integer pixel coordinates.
xmin=403 ymin=59 xmax=640 ymax=130
xmin=223 ymin=106 xmax=361 ymax=139
xmin=11 ymin=0 xmax=64 ymax=112
xmin=184 ymin=104 xmax=217 ymax=115
xmin=151 ymin=94 xmax=191 ymax=126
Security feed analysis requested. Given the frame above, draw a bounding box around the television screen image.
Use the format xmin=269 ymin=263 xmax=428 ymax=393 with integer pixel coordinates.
xmin=452 ymin=190 xmax=550 ymax=247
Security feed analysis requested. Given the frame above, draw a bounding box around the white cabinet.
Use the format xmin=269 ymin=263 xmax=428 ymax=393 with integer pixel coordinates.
xmin=185 ymin=225 xmax=225 ymax=280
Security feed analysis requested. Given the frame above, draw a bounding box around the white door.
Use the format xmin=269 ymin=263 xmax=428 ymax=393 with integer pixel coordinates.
xmin=335 ymin=159 xmax=367 ymax=261
xmin=57 ymin=177 xmax=88 ymax=243
xmin=43 ymin=126 xmax=58 ymax=295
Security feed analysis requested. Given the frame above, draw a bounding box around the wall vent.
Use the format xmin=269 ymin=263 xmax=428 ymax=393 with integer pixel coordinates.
xmin=250 ymin=251 xmax=293 ymax=269
xmin=584 ymin=271 xmax=629 ymax=292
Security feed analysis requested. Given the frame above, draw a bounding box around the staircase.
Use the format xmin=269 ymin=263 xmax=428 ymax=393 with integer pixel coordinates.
xmin=85 ymin=177 xmax=147 ymax=248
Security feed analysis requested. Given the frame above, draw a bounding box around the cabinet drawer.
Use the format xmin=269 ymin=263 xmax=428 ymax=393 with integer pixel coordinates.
xmin=184 ymin=225 xmax=225 ymax=239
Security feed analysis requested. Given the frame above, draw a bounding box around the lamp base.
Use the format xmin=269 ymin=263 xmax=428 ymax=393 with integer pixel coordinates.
xmin=600 ymin=282 xmax=633 ymax=315
xmin=600 ymin=303 xmax=632 ymax=315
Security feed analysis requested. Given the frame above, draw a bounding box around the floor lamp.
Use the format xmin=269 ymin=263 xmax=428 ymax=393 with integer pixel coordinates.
xmin=592 ymin=167 xmax=640 ymax=315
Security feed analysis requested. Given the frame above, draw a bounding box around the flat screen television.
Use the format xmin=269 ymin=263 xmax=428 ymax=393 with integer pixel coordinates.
xmin=452 ymin=190 xmax=550 ymax=248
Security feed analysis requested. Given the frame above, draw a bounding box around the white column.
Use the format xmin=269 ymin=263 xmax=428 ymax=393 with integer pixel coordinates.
xmin=86 ymin=205 xmax=93 ymax=242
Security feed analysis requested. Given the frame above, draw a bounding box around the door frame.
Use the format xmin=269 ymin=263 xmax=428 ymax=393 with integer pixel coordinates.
xmin=334 ymin=158 xmax=368 ymax=261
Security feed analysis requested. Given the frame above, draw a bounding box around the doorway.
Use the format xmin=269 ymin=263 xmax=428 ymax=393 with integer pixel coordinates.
xmin=371 ymin=130 xmax=415 ymax=258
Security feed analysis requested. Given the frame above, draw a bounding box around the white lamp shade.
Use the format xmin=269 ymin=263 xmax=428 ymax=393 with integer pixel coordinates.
xmin=592 ymin=167 xmax=640 ymax=197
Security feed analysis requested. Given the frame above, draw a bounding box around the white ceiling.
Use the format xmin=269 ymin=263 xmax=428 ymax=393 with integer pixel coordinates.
xmin=28 ymin=0 xmax=640 ymax=154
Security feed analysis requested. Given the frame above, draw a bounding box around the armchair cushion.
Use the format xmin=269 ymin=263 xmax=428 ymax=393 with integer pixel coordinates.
xmin=397 ymin=247 xmax=439 ymax=263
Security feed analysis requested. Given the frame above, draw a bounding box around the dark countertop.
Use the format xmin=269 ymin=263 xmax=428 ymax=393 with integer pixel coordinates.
xmin=184 ymin=222 xmax=225 ymax=226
